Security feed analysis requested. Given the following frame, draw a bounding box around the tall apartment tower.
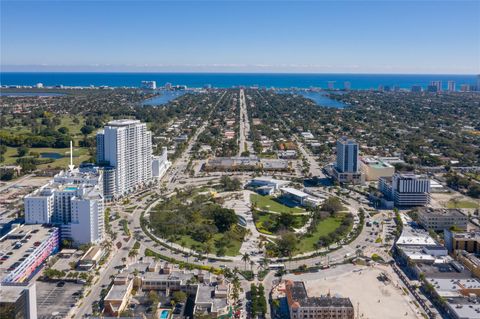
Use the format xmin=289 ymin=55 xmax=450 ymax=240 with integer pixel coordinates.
xmin=447 ymin=81 xmax=456 ymax=92
xmin=334 ymin=137 xmax=364 ymax=184
xmin=97 ymin=119 xmax=153 ymax=198
xmin=336 ymin=137 xmax=359 ymax=173
xmin=430 ymin=80 xmax=442 ymax=92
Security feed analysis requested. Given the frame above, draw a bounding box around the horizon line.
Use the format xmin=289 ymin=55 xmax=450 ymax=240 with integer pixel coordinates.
xmin=1 ymin=70 xmax=478 ymax=76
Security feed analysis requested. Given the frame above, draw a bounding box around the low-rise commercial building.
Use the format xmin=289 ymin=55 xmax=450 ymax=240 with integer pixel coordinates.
xmin=77 ymin=246 xmax=104 ymax=270
xmin=417 ymin=208 xmax=468 ymax=231
xmin=445 ymin=230 xmax=480 ymax=254
xmin=104 ymin=276 xmax=134 ymax=316
xmin=360 ymin=157 xmax=395 ymax=181
xmin=280 ymin=188 xmax=322 ymax=208
xmin=285 ymin=281 xmax=354 ymax=319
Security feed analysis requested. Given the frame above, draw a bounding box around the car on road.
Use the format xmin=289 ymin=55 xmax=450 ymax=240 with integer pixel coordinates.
xmin=57 ymin=281 xmax=65 ymax=287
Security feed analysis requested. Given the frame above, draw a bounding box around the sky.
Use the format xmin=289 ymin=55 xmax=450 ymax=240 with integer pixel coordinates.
xmin=1 ymin=0 xmax=479 ymax=74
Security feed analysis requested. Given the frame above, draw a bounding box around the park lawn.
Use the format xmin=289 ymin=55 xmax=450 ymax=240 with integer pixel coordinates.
xmin=446 ymin=200 xmax=479 ymax=209
xmin=4 ymin=146 xmax=90 ymax=169
xmin=295 ymin=214 xmax=350 ymax=254
xmin=251 ymin=194 xmax=305 ymax=214
xmin=173 ymin=225 xmax=245 ymax=257
xmin=253 ymin=210 xmax=308 ymax=235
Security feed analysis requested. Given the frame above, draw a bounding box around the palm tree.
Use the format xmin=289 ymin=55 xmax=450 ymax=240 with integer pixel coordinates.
xmin=241 ymin=252 xmax=250 ymax=271
xmin=250 ymin=260 xmax=255 ymax=272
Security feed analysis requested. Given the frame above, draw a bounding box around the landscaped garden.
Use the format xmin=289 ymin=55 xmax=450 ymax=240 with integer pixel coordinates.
xmin=252 ymin=210 xmax=308 ymax=235
xmin=261 ymin=196 xmax=354 ymax=257
xmin=149 ymin=188 xmax=245 ymax=257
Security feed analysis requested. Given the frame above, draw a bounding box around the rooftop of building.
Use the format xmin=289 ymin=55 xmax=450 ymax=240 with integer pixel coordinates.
xmin=360 ymin=156 xmax=394 ymax=169
xmin=0 ymin=283 xmax=33 ymax=303
xmin=416 ymin=261 xmax=471 ymax=279
xmin=337 ymin=136 xmax=358 ymax=145
xmin=106 ymin=119 xmax=141 ymax=126
xmin=25 ymin=168 xmax=102 ymax=201
xmin=451 ymin=231 xmax=480 ymax=241
xmin=426 ymin=277 xmax=480 ymax=297
xmin=280 ymin=187 xmax=309 ymax=198
xmin=142 ymin=270 xmax=194 ymax=282
xmin=417 ymin=207 xmax=465 ymax=218
xmin=286 ymin=281 xmax=353 ymax=308
xmin=446 ymin=297 xmax=480 ymax=319
xmin=195 ymin=284 xmax=229 ymax=312
xmin=393 ymin=172 xmax=429 ymax=180
xmin=0 ymin=225 xmax=58 ymax=281
xmin=105 ymin=282 xmax=131 ymax=301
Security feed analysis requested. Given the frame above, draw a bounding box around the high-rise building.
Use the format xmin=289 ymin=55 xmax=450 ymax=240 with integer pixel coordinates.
xmin=430 ymin=80 xmax=442 ymax=92
xmin=379 ymin=173 xmax=430 ymax=207
xmin=97 ymin=119 xmax=153 ymax=199
xmin=141 ymin=81 xmax=156 ymax=90
xmin=96 ymin=130 xmax=105 ymax=163
xmin=327 ymin=81 xmax=335 ymax=90
xmin=460 ymin=84 xmax=471 ymax=92
xmin=24 ymin=166 xmax=104 ymax=245
xmin=447 ymin=80 xmax=456 ymax=92
xmin=336 ymin=137 xmax=359 ymax=173
xmin=343 ymin=81 xmax=351 ymax=90
xmin=477 ymin=74 xmax=480 ymax=91
xmin=333 ymin=137 xmax=364 ymax=184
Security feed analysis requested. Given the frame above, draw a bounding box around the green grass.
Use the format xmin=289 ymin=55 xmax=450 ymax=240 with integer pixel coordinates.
xmin=446 ymin=200 xmax=479 ymax=209
xmin=251 ymin=194 xmax=305 ymax=214
xmin=3 ymin=146 xmax=90 ymax=169
xmin=253 ymin=210 xmax=308 ymax=235
xmin=295 ymin=214 xmax=349 ymax=254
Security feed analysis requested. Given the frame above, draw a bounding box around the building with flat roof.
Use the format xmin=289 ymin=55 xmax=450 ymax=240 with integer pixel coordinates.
xmin=104 ymin=276 xmax=134 ymax=316
xmin=77 ymin=246 xmax=104 ymax=270
xmin=205 ymin=156 xmax=291 ymax=172
xmin=333 ymin=137 xmax=363 ymax=184
xmin=96 ymin=119 xmax=154 ymax=199
xmin=24 ymin=166 xmax=104 ymax=245
xmin=280 ymin=188 xmax=322 ymax=208
xmin=379 ymin=173 xmax=430 ymax=207
xmin=417 ymin=208 xmax=467 ymax=231
xmin=0 ymin=225 xmax=59 ymax=284
xmin=360 ymin=157 xmax=395 ymax=181
xmin=285 ymin=281 xmax=354 ymax=319
xmin=0 ymin=283 xmax=37 ymax=319
xmin=444 ymin=230 xmax=480 ymax=254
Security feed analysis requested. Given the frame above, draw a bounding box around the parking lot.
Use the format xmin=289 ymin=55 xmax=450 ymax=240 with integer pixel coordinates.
xmin=36 ymin=281 xmax=84 ymax=319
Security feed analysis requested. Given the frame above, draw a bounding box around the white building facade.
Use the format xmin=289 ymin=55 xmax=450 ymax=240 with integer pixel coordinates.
xmin=98 ymin=119 xmax=153 ymax=199
xmin=24 ymin=166 xmax=104 ymax=245
xmin=380 ymin=173 xmax=430 ymax=207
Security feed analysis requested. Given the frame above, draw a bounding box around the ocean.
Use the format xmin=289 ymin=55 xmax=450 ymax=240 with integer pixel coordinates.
xmin=0 ymin=72 xmax=477 ymax=90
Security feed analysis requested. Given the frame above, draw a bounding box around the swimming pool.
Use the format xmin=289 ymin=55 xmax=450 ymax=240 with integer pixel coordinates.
xmin=159 ymin=310 xmax=169 ymax=319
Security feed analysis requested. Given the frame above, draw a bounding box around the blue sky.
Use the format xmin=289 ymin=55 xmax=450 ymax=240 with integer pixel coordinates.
xmin=1 ymin=0 xmax=479 ymax=73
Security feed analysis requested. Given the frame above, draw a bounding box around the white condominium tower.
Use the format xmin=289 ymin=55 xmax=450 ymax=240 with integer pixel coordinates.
xmin=24 ymin=165 xmax=104 ymax=245
xmin=96 ymin=119 xmax=153 ymax=199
